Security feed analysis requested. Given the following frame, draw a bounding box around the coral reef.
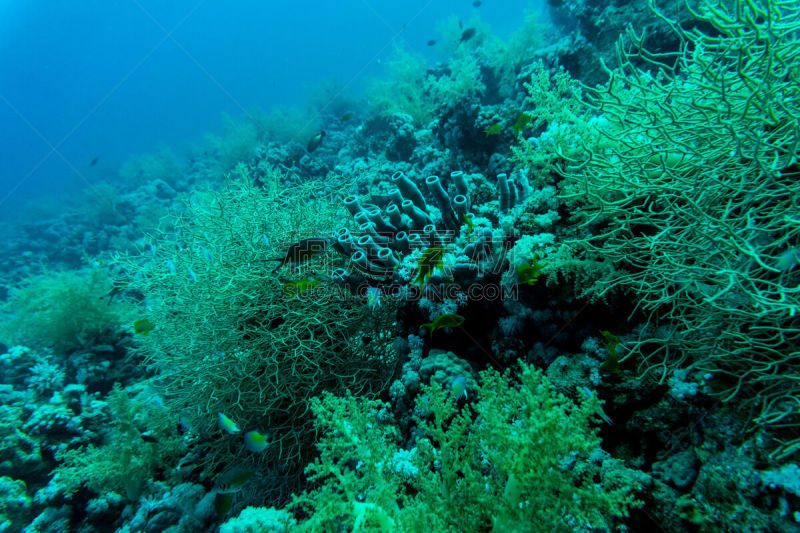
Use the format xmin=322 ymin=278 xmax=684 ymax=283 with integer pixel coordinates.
xmin=2 ymin=1 xmax=799 ymax=532
xmin=113 ymin=165 xmax=397 ymax=503
xmin=267 ymin=364 xmax=643 ymax=532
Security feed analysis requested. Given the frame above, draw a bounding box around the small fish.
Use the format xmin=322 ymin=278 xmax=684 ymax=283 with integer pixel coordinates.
xmin=307 ymin=130 xmax=325 ymax=153
xmin=483 ymin=124 xmax=502 ymax=136
xmin=134 ymin=319 xmax=155 ymax=336
xmin=244 ymin=430 xmax=268 ymax=453
xmin=100 ymin=277 xmax=129 ymax=304
xmin=599 ymin=330 xmax=622 ymax=375
xmin=178 ymin=414 xmax=192 ymax=434
xmin=366 ymin=286 xmax=381 ymax=310
xmin=517 ymin=257 xmax=544 ymax=285
xmin=216 ymin=467 xmax=255 ymax=492
xmin=165 ymin=259 xmax=176 ymax=274
xmin=261 ymin=234 xmax=270 ymax=247
xmin=452 ymin=376 xmax=468 ymax=400
xmin=140 ymin=431 xmax=158 ymax=443
xmin=201 ymin=247 xmax=214 ymax=263
xmin=283 ymin=278 xmax=319 ymax=298
xmin=89 ymin=156 xmax=99 ymax=167
xmin=188 ymin=268 xmax=197 ymax=283
xmin=427 ymin=39 xmax=436 ymax=46
xmin=511 ymin=113 xmax=532 ymax=137
xmin=472 ymin=0 xmax=482 ymax=6
xmin=150 ymin=393 xmax=164 ymax=408
xmin=269 ymin=237 xmax=328 ymax=273
xmin=93 ymin=344 xmax=115 ymax=353
xmin=421 ymin=313 xmax=465 ymax=338
xmin=215 ymin=492 xmax=234 ymax=520
xmin=580 ymin=386 xmax=614 ymax=425
xmin=340 ymin=112 xmax=354 ymax=122
xmin=218 ymin=412 xmax=241 ymax=434
xmin=460 ymin=28 xmax=476 ymax=42
xmin=463 ymin=214 xmax=475 ymax=235
xmin=414 ymin=245 xmax=445 ymax=288
xmin=777 ymin=248 xmax=800 ymax=272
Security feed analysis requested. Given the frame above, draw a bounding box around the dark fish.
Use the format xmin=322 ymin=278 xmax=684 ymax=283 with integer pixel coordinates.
xmin=269 ymin=237 xmax=329 ymax=273
xmin=511 ymin=113 xmax=532 ymax=137
xmin=460 ymin=28 xmax=476 ymax=42
xmin=216 ymin=467 xmax=255 ymax=492
xmin=100 ymin=277 xmax=129 ymax=304
xmin=215 ymin=492 xmax=234 ymax=520
xmin=89 ymin=156 xmax=99 ymax=167
xmin=473 ymin=1 xmax=482 ymax=6
xmin=483 ymin=124 xmax=502 ymax=136
xmin=307 ymin=130 xmax=325 ymax=153
xmin=421 ymin=313 xmax=465 ymax=338
xmin=427 ymin=39 xmax=436 ymax=46
xmin=340 ymin=112 xmax=354 ymax=122
xmin=140 ymin=431 xmax=158 ymax=443
xmin=599 ymin=330 xmax=622 ymax=375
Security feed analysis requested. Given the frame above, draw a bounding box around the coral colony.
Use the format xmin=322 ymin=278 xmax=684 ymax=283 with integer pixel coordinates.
xmin=1 ymin=1 xmax=799 ymax=531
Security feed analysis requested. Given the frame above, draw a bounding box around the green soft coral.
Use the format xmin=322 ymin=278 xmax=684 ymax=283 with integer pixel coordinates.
xmin=288 ymin=364 xmax=641 ymax=532
xmin=289 ymin=390 xmax=406 ymax=531
xmin=366 ymin=46 xmax=435 ymax=126
xmin=53 ymin=383 xmax=184 ymax=500
xmin=0 ymin=267 xmax=129 ymax=353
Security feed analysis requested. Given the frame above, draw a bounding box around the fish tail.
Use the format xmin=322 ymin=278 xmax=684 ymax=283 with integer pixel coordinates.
xmin=271 ymin=259 xmax=287 ymax=273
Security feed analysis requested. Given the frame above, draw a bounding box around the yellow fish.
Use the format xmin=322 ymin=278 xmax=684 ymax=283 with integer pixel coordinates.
xmin=421 ymin=313 xmax=465 ymax=338
xmin=218 ymin=413 xmax=240 ymax=434
xmin=244 ymin=430 xmax=268 ymax=453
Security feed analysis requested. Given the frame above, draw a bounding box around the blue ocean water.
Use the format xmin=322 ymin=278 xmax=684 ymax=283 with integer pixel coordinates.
xmin=0 ymin=0 xmax=540 ymax=217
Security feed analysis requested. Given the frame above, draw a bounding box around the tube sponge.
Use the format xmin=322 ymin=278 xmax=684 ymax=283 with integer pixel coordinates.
xmin=425 ymin=175 xmax=458 ymax=230
xmin=343 ymin=195 xmax=363 ymax=218
xmin=393 ymin=231 xmax=410 ymax=253
xmin=357 ymin=234 xmax=386 ymax=260
xmin=452 ymin=194 xmax=468 ymax=223
xmin=451 ymin=171 xmax=470 ymax=211
xmin=506 ymin=177 xmax=518 ymax=209
xmin=351 ymin=250 xmax=390 ymax=276
xmin=451 ymin=171 xmax=469 ymax=197
xmin=364 ymin=204 xmax=397 ymax=233
xmin=385 ymin=203 xmax=406 ymax=231
xmin=497 ymin=173 xmax=510 ymax=212
xmin=401 ymin=199 xmax=431 ymax=229
xmin=392 ymin=171 xmax=426 ymax=211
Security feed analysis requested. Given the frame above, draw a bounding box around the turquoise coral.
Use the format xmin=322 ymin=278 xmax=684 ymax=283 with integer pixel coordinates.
xmin=277 ymin=364 xmax=641 ymax=532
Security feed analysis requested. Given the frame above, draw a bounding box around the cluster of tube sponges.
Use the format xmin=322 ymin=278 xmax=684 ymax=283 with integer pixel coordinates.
xmin=333 ymin=170 xmax=527 ymax=279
